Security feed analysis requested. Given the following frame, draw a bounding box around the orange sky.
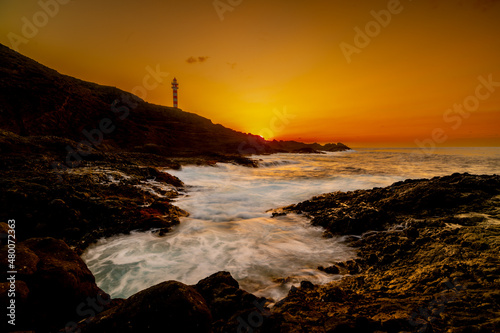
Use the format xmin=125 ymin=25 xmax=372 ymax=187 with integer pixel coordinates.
xmin=1 ymin=0 xmax=499 ymax=147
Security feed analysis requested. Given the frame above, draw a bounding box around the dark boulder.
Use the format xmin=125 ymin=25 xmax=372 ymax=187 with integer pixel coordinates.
xmin=0 ymin=222 xmax=10 ymax=243
xmin=0 ymin=243 xmax=39 ymax=277
xmin=319 ymin=264 xmax=341 ymax=274
xmin=0 ymin=237 xmax=109 ymax=332
xmin=195 ymin=271 xmax=282 ymax=332
xmin=144 ymin=167 xmax=184 ymax=187
xmin=79 ymin=281 xmax=212 ymax=333
xmin=291 ymin=147 xmax=324 ymax=154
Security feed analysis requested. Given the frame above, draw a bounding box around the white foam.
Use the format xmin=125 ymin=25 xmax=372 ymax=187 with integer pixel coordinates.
xmin=82 ymin=148 xmax=500 ymax=301
xmin=134 ymin=179 xmax=178 ymax=198
xmin=83 ymin=214 xmax=355 ymax=301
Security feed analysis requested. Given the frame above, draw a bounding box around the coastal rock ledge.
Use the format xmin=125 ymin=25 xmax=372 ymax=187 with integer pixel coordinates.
xmin=273 ymin=173 xmax=500 ymax=332
xmin=1 ymin=173 xmax=499 ymax=332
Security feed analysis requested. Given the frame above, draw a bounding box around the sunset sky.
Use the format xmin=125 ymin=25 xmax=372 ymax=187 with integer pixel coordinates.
xmin=1 ymin=0 xmax=499 ymax=147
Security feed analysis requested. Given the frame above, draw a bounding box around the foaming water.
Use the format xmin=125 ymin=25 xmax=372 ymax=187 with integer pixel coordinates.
xmin=83 ymin=214 xmax=354 ymax=301
xmin=82 ymin=148 xmax=500 ymax=301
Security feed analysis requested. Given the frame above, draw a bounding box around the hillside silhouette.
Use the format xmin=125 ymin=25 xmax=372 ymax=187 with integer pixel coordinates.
xmin=0 ymin=43 xmax=348 ymax=158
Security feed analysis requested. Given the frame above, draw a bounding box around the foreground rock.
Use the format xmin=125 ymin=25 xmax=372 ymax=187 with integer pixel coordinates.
xmin=0 ymin=150 xmax=188 ymax=253
xmin=1 ymin=237 xmax=278 ymax=333
xmin=3 ymin=173 xmax=499 ymax=332
xmin=273 ymin=173 xmax=500 ymax=332
xmin=282 ymin=173 xmax=500 ymax=236
xmin=78 ymin=281 xmax=212 ymax=333
xmin=0 ymin=237 xmax=110 ymax=332
xmin=75 ymin=271 xmax=281 ymax=333
xmin=195 ymin=271 xmax=282 ymax=332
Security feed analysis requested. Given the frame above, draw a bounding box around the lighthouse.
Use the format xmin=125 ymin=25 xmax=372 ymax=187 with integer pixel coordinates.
xmin=171 ymin=77 xmax=179 ymax=108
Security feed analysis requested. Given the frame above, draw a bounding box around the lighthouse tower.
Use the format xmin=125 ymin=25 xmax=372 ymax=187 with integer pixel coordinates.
xmin=171 ymin=77 xmax=179 ymax=108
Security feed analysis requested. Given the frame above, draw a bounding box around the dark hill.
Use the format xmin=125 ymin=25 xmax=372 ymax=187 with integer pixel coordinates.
xmin=0 ymin=43 xmax=348 ymax=157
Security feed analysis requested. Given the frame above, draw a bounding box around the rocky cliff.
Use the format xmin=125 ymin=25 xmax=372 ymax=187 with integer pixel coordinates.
xmin=0 ymin=43 xmax=348 ymax=157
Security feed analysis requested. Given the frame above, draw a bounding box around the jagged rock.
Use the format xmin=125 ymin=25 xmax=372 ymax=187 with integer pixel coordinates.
xmin=195 ymin=271 xmax=282 ymax=332
xmin=300 ymin=281 xmax=315 ymax=289
xmin=0 ymin=222 xmax=10 ymax=243
xmin=0 ymin=152 xmax=190 ymax=253
xmin=273 ymin=173 xmax=500 ymax=332
xmin=291 ymin=147 xmax=325 ymax=154
xmin=319 ymin=265 xmax=341 ymax=274
xmin=0 ymin=238 xmax=109 ymax=332
xmin=284 ymin=173 xmax=500 ymax=235
xmin=143 ymin=167 xmax=184 ymax=187
xmin=79 ymin=281 xmax=212 ymax=333
xmin=0 ymin=243 xmax=39 ymax=277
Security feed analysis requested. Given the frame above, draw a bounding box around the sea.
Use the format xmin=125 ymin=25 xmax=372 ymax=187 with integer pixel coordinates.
xmin=82 ymin=147 xmax=500 ymax=302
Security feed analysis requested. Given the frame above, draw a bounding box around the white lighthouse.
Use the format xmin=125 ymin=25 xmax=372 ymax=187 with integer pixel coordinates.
xmin=171 ymin=77 xmax=179 ymax=108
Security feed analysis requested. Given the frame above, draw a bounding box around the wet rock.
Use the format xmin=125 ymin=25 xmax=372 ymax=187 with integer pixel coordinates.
xmin=0 ymin=160 xmax=189 ymax=253
xmin=271 ymin=211 xmax=287 ymax=218
xmin=0 ymin=243 xmax=39 ymax=276
xmin=318 ymin=265 xmax=340 ymax=274
xmin=273 ymin=174 xmax=500 ymax=332
xmin=345 ymin=260 xmax=361 ymax=274
xmin=405 ymin=225 xmax=420 ymax=238
xmin=300 ymin=280 xmax=315 ymax=289
xmin=0 ymin=237 xmax=109 ymax=332
xmin=283 ymin=173 xmax=500 ymax=235
xmin=321 ymin=286 xmax=346 ymax=302
xmin=0 ymin=280 xmax=29 ymax=301
xmin=80 ymin=281 xmax=212 ymax=333
xmin=291 ymin=147 xmax=325 ymax=154
xmin=195 ymin=271 xmax=282 ymax=332
xmin=0 ymin=222 xmax=10 ymax=243
xmin=381 ymin=318 xmax=412 ymax=333
xmin=143 ymin=167 xmax=184 ymax=187
xmin=366 ymin=253 xmax=378 ymax=265
xmin=0 ymin=281 xmax=30 ymax=332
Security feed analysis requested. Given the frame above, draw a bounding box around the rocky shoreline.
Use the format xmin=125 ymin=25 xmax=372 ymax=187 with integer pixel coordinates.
xmin=271 ymin=173 xmax=500 ymax=332
xmin=2 ymin=168 xmax=499 ymax=332
xmin=3 ymin=41 xmax=497 ymax=332
xmin=0 ymin=129 xmax=261 ymax=253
